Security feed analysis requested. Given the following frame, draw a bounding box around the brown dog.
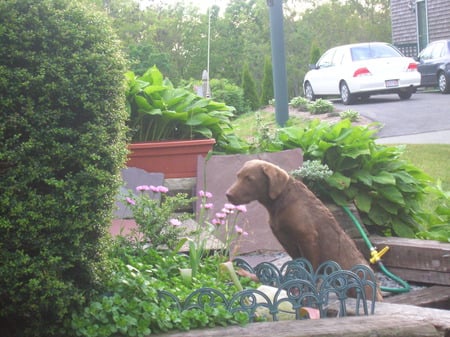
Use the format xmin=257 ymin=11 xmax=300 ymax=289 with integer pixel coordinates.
xmin=226 ymin=159 xmax=382 ymax=300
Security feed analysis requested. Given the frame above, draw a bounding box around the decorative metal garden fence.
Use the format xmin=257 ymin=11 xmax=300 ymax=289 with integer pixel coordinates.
xmin=158 ymin=258 xmax=378 ymax=322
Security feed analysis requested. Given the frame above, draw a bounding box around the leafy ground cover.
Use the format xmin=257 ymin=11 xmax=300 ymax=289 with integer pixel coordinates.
xmin=71 ymin=245 xmax=255 ymax=337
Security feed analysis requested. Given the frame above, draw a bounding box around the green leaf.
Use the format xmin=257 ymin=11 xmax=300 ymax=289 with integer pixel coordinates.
xmin=326 ymin=172 xmax=351 ymax=190
xmin=353 ymin=170 xmax=373 ymax=186
xmin=378 ymin=185 xmax=405 ymax=205
xmin=371 ymin=171 xmax=396 ymax=185
xmin=141 ymin=65 xmax=164 ymax=85
xmin=392 ymin=220 xmax=415 ymax=238
xmin=355 ymin=192 xmax=372 ymax=213
xmin=377 ymin=198 xmax=399 ymax=215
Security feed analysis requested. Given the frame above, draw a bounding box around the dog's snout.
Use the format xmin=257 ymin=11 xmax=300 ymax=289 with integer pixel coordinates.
xmin=225 ymin=190 xmax=235 ymax=204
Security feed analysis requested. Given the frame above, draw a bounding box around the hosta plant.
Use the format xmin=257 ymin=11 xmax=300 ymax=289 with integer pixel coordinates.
xmin=125 ymin=66 xmax=246 ymax=153
xmin=277 ymin=119 xmax=432 ymax=237
xmin=308 ymin=98 xmax=334 ymax=114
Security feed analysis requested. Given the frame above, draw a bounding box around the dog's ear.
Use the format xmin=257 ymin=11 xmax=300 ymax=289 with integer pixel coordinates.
xmin=262 ymin=163 xmax=289 ymax=199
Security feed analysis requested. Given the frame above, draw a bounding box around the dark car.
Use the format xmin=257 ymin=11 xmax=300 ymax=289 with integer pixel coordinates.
xmin=417 ymin=39 xmax=450 ymax=94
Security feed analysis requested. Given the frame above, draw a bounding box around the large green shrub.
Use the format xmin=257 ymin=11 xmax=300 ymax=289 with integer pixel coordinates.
xmin=0 ymin=1 xmax=127 ymax=336
xmin=210 ymin=78 xmax=247 ymax=115
xmin=241 ymin=63 xmax=260 ymax=112
xmin=260 ymin=56 xmax=274 ymax=107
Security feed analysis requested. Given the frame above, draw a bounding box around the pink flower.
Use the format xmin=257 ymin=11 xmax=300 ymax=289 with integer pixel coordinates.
xmin=224 ymin=203 xmax=236 ymax=210
xmin=149 ymin=185 xmax=168 ymax=193
xmin=170 ymin=219 xmax=182 ymax=227
xmin=203 ymin=203 xmax=214 ymax=209
xmin=156 ymin=186 xmax=169 ymax=193
xmin=136 ymin=185 xmax=150 ymax=192
xmin=212 ymin=218 xmax=221 ymax=226
xmin=215 ymin=212 xmax=227 ymax=219
xmin=198 ymin=190 xmax=213 ymax=198
xmin=126 ymin=197 xmax=136 ymax=205
xmin=222 ymin=207 xmax=233 ymax=214
xmin=236 ymin=205 xmax=247 ymax=213
xmin=235 ymin=225 xmax=248 ymax=236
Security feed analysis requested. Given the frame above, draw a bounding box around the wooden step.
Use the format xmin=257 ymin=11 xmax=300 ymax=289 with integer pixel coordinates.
xmin=384 ymin=285 xmax=450 ymax=309
xmin=355 ymin=236 xmax=450 ymax=286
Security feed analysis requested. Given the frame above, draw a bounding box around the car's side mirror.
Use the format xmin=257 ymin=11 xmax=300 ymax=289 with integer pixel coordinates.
xmin=308 ymin=64 xmax=318 ymax=70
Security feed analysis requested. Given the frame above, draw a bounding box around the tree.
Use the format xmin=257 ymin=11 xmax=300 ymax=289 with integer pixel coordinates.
xmin=0 ymin=0 xmax=127 ymax=335
xmin=260 ymin=56 xmax=274 ymax=106
xmin=241 ymin=62 xmax=260 ymax=111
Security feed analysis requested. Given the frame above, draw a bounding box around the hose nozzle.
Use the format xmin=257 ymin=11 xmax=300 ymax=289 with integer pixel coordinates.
xmin=370 ymin=246 xmax=390 ymax=264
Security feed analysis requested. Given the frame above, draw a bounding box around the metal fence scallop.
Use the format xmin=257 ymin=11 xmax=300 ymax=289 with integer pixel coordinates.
xmin=158 ymin=258 xmax=378 ymax=322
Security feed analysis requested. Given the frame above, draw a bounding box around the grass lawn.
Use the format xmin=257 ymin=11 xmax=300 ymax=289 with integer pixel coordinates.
xmin=400 ymin=144 xmax=450 ymax=191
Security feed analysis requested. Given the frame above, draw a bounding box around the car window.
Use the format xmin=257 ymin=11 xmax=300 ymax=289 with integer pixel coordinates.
xmin=431 ymin=42 xmax=445 ymax=58
xmin=419 ymin=44 xmax=433 ymax=60
xmin=351 ymin=44 xmax=401 ymax=61
xmin=317 ymin=49 xmax=336 ymax=68
xmin=351 ymin=47 xmax=371 ymax=61
xmin=332 ymin=47 xmax=346 ymax=66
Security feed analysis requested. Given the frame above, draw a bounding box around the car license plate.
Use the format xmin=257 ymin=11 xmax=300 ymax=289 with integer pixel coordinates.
xmin=385 ymin=79 xmax=399 ymax=88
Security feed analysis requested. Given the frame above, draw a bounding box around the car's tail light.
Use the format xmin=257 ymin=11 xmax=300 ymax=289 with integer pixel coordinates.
xmin=353 ymin=67 xmax=371 ymax=77
xmin=407 ymin=63 xmax=418 ymax=71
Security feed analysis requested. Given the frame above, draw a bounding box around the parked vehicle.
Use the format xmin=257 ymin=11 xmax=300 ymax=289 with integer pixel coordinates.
xmin=417 ymin=39 xmax=450 ymax=94
xmin=303 ymin=42 xmax=421 ymax=105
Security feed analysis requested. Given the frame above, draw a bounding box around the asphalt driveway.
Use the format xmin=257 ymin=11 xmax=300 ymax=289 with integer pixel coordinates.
xmin=332 ymin=90 xmax=450 ymax=142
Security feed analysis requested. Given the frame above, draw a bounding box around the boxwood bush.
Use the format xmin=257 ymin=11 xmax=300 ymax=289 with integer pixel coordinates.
xmin=0 ymin=1 xmax=128 ymax=336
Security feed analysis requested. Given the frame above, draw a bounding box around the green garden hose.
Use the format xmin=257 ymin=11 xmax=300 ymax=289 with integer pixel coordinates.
xmin=342 ymin=205 xmax=411 ymax=293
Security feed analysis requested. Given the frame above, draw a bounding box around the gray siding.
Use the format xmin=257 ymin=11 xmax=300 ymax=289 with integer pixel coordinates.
xmin=427 ymin=0 xmax=450 ymax=41
xmin=391 ymin=0 xmax=450 ymax=55
xmin=391 ymin=0 xmax=417 ymax=44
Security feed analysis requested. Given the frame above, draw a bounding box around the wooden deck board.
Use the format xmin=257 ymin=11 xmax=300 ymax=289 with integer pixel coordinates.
xmin=385 ymin=285 xmax=450 ymax=309
xmin=355 ymin=236 xmax=450 ymax=286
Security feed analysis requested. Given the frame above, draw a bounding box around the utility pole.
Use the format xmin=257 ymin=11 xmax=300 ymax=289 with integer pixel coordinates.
xmin=267 ymin=0 xmax=289 ymax=127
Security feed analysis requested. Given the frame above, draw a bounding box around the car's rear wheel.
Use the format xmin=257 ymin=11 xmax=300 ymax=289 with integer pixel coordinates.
xmin=438 ymin=71 xmax=450 ymax=94
xmin=398 ymin=91 xmax=412 ymax=100
xmin=304 ymin=82 xmax=316 ymax=101
xmin=340 ymin=82 xmax=355 ymax=105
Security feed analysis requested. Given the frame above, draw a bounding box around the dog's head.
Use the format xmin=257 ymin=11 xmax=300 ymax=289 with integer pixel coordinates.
xmin=226 ymin=159 xmax=289 ymax=205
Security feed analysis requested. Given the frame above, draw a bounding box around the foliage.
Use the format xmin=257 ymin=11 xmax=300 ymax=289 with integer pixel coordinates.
xmin=196 ymin=191 xmax=249 ymax=261
xmin=73 ymin=185 xmax=252 ymax=336
xmin=241 ymin=63 xmax=260 ymax=112
xmin=308 ymin=99 xmax=334 ymax=115
xmin=290 ymin=160 xmax=333 ymax=197
xmin=125 ymin=66 xmax=247 ymax=153
xmin=125 ymin=66 xmax=234 ymax=141
xmin=290 ymin=96 xmax=310 ymax=111
xmin=0 ymin=0 xmax=128 ymax=336
xmin=309 ymin=42 xmax=322 ymax=65
xmin=98 ymin=0 xmax=391 ymax=98
xmin=276 ymin=119 xmax=432 ymax=237
xmin=121 ymin=177 xmax=250 ymax=277
xmin=71 ymin=247 xmax=254 ymax=337
xmin=210 ymin=78 xmax=247 ymax=115
xmin=260 ymin=56 xmax=274 ymax=107
xmin=123 ymin=185 xmax=193 ymax=251
xmin=415 ymin=181 xmax=450 ymax=242
xmin=399 ymin=144 xmax=450 ymax=242
xmin=340 ymin=109 xmax=361 ymax=122
xmin=245 ymin=112 xmax=284 ymax=153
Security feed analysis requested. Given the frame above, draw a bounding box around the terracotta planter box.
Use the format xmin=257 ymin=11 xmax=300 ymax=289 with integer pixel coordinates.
xmin=126 ymin=139 xmax=215 ymax=178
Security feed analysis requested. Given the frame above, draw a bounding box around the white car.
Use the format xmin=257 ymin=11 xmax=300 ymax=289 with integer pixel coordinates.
xmin=303 ymin=42 xmax=421 ymax=105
